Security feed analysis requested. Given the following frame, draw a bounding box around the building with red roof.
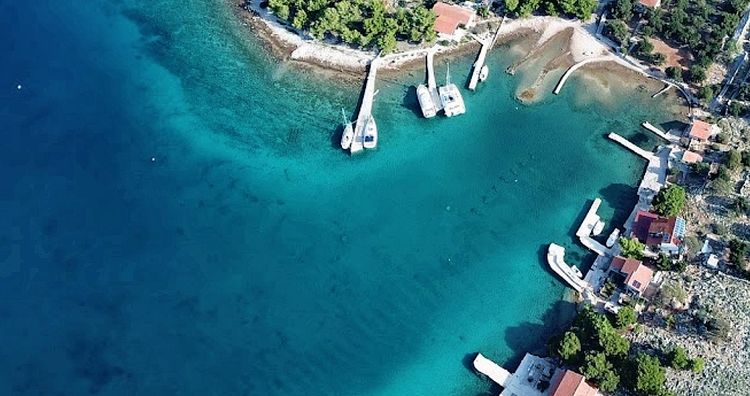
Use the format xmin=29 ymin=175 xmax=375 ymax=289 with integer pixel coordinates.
xmin=647 ymin=216 xmax=686 ymax=254
xmin=638 ymin=0 xmax=662 ymax=8
xmin=609 ymin=256 xmax=654 ymax=296
xmin=681 ymin=150 xmax=703 ymax=164
xmin=631 ymin=210 xmax=659 ymax=243
xmin=432 ymin=2 xmax=475 ymax=39
xmin=548 ymin=370 xmax=599 ymax=396
xmin=687 ymin=120 xmax=716 ymax=142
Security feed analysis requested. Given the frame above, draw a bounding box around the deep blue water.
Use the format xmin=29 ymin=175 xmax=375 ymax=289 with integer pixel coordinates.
xmin=0 ymin=1 xmax=683 ymax=395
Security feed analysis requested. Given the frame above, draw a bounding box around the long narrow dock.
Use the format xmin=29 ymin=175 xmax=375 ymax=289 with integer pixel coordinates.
xmin=473 ymin=353 xmax=511 ymax=386
xmin=576 ymin=198 xmax=609 ymax=256
xmin=607 ymin=132 xmax=652 ymax=159
xmin=426 ymin=50 xmax=443 ymax=110
xmin=468 ymin=18 xmax=505 ymax=91
xmin=351 ymin=58 xmax=379 ymax=153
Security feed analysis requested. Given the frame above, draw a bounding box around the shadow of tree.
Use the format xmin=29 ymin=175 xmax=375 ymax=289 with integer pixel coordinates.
xmin=502 ymin=300 xmax=578 ymax=369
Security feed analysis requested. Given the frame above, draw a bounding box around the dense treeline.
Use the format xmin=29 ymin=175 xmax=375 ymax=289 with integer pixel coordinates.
xmin=606 ymin=0 xmax=750 ymax=82
xmin=266 ymin=0 xmax=437 ymax=53
xmin=503 ymin=0 xmax=598 ymax=20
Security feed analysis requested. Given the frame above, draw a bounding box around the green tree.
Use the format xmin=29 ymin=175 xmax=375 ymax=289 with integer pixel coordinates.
xmin=727 ymin=149 xmax=742 ymax=170
xmin=580 ymin=352 xmax=620 ymax=392
xmin=690 ymin=357 xmax=705 ymax=373
xmin=630 ymin=353 xmax=667 ymax=396
xmin=665 ymin=66 xmax=683 ymax=81
xmin=652 ymin=185 xmax=686 ymax=216
xmin=613 ymin=0 xmax=634 ymax=21
xmin=689 ymin=67 xmax=707 ymax=83
xmin=699 ymin=85 xmax=714 ymax=102
xmin=607 ymin=19 xmax=630 ymax=45
xmin=619 ymin=237 xmax=645 ymax=259
xmin=557 ymin=331 xmax=582 ymax=362
xmin=505 ymin=0 xmax=519 ymax=12
xmin=729 ymin=239 xmax=749 ymax=268
xmin=616 ymin=306 xmax=637 ymax=329
xmin=292 ymin=9 xmax=308 ymax=29
xmin=668 ymin=346 xmax=690 ymax=370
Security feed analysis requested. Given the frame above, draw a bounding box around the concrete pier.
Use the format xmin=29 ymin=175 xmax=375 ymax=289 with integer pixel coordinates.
xmin=426 ymin=50 xmax=443 ymax=110
xmin=547 ymin=243 xmax=587 ymax=293
xmin=351 ymin=58 xmax=379 ymax=153
xmin=576 ymin=198 xmax=609 ymax=256
xmin=607 ymin=132 xmax=652 ymax=159
xmin=473 ymin=353 xmax=510 ymax=386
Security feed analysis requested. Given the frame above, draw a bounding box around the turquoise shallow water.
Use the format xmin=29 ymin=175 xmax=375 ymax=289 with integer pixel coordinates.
xmin=0 ymin=0 xmax=682 ymax=395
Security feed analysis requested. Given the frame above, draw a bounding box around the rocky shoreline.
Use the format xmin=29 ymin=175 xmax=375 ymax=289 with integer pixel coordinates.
xmin=626 ymin=265 xmax=750 ymax=396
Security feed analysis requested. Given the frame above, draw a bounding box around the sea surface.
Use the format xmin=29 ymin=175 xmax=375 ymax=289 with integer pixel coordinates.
xmin=0 ymin=1 xmax=683 ymax=395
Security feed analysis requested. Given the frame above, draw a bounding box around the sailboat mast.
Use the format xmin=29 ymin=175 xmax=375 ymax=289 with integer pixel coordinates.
xmin=446 ymin=62 xmax=451 ymax=85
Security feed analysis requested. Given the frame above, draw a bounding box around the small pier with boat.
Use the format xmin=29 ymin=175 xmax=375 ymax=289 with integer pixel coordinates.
xmin=438 ymin=62 xmax=466 ymax=117
xmin=467 ymin=18 xmax=505 ymax=91
xmin=416 ymin=50 xmax=465 ymax=118
xmin=344 ymin=57 xmax=379 ymax=154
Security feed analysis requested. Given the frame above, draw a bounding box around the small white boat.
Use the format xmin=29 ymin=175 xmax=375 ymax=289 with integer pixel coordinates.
xmin=340 ymin=109 xmax=354 ymax=150
xmin=363 ymin=115 xmax=377 ymax=149
xmin=416 ymin=84 xmax=437 ymax=118
xmin=606 ymin=228 xmax=621 ymax=248
xmin=571 ymin=265 xmax=583 ymax=278
xmin=592 ymin=219 xmax=605 ymax=236
xmin=479 ymin=65 xmax=489 ymax=81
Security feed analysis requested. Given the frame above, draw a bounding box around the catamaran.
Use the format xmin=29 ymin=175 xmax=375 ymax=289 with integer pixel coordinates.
xmin=416 ymin=84 xmax=437 ymax=118
xmin=438 ymin=62 xmax=466 ymax=117
xmin=340 ymin=108 xmax=354 ymax=150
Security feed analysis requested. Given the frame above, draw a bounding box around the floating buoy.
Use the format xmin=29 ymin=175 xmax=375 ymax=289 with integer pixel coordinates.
xmin=445 ymin=205 xmax=451 ymax=211
xmin=16 ymin=84 xmax=22 ymax=90
xmin=151 ymin=157 xmax=156 ymax=162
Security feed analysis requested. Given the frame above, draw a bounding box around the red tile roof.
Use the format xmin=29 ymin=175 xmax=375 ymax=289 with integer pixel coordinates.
xmin=632 ymin=210 xmax=659 ymax=243
xmin=639 ymin=0 xmax=662 ymax=7
xmin=432 ymin=2 xmax=473 ymax=35
xmin=611 ymin=256 xmax=653 ymax=293
xmin=689 ymin=120 xmax=714 ymax=141
xmin=682 ymin=150 xmax=703 ymax=164
xmin=549 ymin=370 xmax=598 ymax=396
xmin=647 ymin=217 xmax=678 ymax=247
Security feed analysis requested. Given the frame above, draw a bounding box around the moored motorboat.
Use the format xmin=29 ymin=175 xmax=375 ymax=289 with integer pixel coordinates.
xmin=363 ymin=115 xmax=377 ymax=149
xmin=606 ymin=228 xmax=621 ymax=248
xmin=479 ymin=65 xmax=489 ymax=81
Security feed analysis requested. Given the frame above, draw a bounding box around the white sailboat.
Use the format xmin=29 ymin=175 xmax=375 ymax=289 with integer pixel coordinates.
xmin=438 ymin=62 xmax=466 ymax=117
xmin=340 ymin=108 xmax=354 ymax=150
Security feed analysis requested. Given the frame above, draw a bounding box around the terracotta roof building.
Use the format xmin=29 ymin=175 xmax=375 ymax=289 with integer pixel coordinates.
xmin=549 ymin=370 xmax=598 ymax=396
xmin=610 ymin=256 xmax=654 ymax=296
xmin=432 ymin=2 xmax=475 ymax=39
xmin=687 ymin=120 xmax=716 ymax=142
xmin=681 ymin=150 xmax=703 ymax=164
xmin=638 ymin=0 xmax=662 ymax=8
xmin=646 ymin=216 xmax=686 ymax=254
xmin=631 ymin=210 xmax=659 ymax=243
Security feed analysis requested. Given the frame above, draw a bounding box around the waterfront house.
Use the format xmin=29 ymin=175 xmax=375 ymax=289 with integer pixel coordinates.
xmin=432 ymin=2 xmax=475 ymax=41
xmin=548 ymin=370 xmax=599 ymax=396
xmin=646 ymin=216 xmax=686 ymax=254
xmin=631 ymin=210 xmax=686 ymax=255
xmin=686 ymin=120 xmax=717 ymax=144
xmin=609 ymin=256 xmax=654 ymax=297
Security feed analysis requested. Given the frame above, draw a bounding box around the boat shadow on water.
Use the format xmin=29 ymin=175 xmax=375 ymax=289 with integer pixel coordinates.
xmin=402 ymin=85 xmax=424 ymax=118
